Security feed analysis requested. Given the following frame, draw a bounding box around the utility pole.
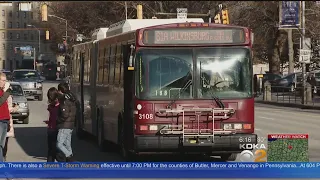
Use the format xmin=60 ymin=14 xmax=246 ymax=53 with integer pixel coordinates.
xmin=33 ymin=47 xmax=36 ymax=70
xmin=301 ymin=1 xmax=306 ymax=104
xmin=125 ymin=1 xmax=128 ymax=20
xmin=287 ymin=29 xmax=294 ymax=73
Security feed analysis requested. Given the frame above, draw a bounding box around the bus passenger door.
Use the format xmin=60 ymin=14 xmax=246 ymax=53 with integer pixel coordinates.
xmin=79 ymin=52 xmax=85 ymax=129
xmin=122 ymin=44 xmax=135 ymax=150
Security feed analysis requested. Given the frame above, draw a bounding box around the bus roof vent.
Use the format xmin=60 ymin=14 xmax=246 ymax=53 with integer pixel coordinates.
xmin=91 ymin=28 xmax=109 ymax=40
xmin=106 ymin=18 xmax=204 ymax=37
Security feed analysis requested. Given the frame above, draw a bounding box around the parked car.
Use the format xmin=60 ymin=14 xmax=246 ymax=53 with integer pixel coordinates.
xmin=0 ymin=69 xmax=12 ymax=80
xmin=9 ymin=82 xmax=29 ymax=124
xmin=273 ymin=72 xmax=302 ymax=92
xmin=262 ymin=73 xmax=282 ymax=85
xmin=11 ymin=69 xmax=43 ymax=101
xmin=253 ymin=73 xmax=282 ymax=96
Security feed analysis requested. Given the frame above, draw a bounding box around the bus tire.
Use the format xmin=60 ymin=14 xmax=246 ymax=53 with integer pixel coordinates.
xmin=118 ymin=117 xmax=135 ymax=161
xmin=221 ymin=153 xmax=237 ymax=161
xmin=97 ymin=108 xmax=107 ymax=152
xmin=75 ymin=110 xmax=85 ymax=139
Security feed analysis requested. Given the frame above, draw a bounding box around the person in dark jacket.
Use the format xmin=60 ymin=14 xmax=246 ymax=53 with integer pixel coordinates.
xmin=56 ymin=82 xmax=77 ymax=162
xmin=0 ymin=73 xmax=11 ymax=162
xmin=307 ymin=74 xmax=317 ymax=98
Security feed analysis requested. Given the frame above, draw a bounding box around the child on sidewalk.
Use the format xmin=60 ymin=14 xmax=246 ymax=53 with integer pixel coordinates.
xmin=45 ymin=87 xmax=62 ymax=162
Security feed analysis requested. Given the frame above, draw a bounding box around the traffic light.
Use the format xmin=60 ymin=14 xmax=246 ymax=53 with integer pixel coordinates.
xmin=137 ymin=5 xmax=143 ymax=19
xmin=41 ymin=4 xmax=48 ymax=22
xmin=221 ymin=9 xmax=229 ymax=24
xmin=214 ymin=14 xmax=221 ymax=24
xmin=45 ymin=30 xmax=50 ymax=40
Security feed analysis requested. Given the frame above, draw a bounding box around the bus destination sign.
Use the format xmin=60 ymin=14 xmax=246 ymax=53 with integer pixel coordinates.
xmin=142 ymin=28 xmax=246 ymax=45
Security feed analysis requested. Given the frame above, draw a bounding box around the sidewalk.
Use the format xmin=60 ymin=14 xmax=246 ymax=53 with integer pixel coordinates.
xmin=255 ymin=94 xmax=320 ymax=110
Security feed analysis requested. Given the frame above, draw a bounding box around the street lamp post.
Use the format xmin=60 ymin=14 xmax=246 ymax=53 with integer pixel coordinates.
xmin=48 ymin=14 xmax=68 ymax=48
xmin=48 ymin=14 xmax=68 ymax=78
xmin=27 ymin=24 xmax=40 ymax=70
xmin=27 ymin=24 xmax=40 ymax=53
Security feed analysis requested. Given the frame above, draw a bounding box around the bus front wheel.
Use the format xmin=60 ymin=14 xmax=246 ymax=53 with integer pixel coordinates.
xmin=220 ymin=153 xmax=238 ymax=161
xmin=119 ymin=120 xmax=135 ymax=161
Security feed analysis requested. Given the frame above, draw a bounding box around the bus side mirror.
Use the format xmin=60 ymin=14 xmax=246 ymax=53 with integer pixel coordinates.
xmin=128 ymin=44 xmax=135 ymax=71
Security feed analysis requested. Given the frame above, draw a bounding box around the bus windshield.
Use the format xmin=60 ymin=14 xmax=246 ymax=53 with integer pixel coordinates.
xmin=135 ymin=48 xmax=252 ymax=100
xmin=196 ymin=48 xmax=252 ymax=99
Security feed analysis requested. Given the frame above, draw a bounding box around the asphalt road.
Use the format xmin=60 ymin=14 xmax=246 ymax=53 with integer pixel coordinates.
xmin=4 ymin=82 xmax=320 ymax=179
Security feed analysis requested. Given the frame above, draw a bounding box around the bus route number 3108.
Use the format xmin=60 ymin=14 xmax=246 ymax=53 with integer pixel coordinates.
xmin=138 ymin=114 xmax=154 ymax=120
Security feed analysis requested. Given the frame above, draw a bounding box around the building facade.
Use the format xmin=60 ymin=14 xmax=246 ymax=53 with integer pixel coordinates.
xmin=0 ymin=2 xmax=56 ymax=70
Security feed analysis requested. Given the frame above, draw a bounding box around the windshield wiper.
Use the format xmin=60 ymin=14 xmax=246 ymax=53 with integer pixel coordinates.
xmin=166 ymin=71 xmax=192 ymax=109
xmin=201 ymin=76 xmax=225 ymax=109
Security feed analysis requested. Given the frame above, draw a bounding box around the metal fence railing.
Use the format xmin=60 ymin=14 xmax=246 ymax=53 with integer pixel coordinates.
xmin=256 ymin=85 xmax=320 ymax=107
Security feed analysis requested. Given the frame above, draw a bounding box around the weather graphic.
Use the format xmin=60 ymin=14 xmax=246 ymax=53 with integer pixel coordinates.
xmin=267 ymin=134 xmax=308 ymax=162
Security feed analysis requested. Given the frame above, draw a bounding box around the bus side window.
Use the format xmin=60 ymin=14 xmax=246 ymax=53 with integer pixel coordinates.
xmin=109 ymin=45 xmax=116 ymax=85
xmin=119 ymin=43 xmax=124 ymax=87
xmin=77 ymin=52 xmax=80 ymax=83
xmin=98 ymin=48 xmax=104 ymax=84
xmin=103 ymin=45 xmax=110 ymax=84
xmin=115 ymin=43 xmax=122 ymax=86
xmin=83 ymin=49 xmax=89 ymax=83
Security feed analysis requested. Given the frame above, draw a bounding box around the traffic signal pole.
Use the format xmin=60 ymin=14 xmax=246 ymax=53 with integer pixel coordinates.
xmin=301 ymin=1 xmax=306 ymax=105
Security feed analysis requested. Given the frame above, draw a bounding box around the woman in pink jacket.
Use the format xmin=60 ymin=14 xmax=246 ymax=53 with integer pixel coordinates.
xmin=3 ymin=95 xmax=19 ymax=161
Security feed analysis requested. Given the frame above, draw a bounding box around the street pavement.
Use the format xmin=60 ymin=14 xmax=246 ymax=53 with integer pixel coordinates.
xmin=4 ymin=82 xmax=320 ymax=179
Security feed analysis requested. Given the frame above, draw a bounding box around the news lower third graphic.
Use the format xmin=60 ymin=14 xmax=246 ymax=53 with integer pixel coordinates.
xmin=239 ymin=134 xmax=309 ymax=162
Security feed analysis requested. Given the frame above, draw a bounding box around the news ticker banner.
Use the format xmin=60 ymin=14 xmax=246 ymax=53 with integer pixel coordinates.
xmin=2 ymin=162 xmax=320 ymax=178
xmin=239 ymin=134 xmax=309 ymax=162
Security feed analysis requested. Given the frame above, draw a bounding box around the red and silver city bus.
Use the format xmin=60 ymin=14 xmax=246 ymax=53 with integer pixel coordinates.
xmin=71 ymin=18 xmax=256 ymax=161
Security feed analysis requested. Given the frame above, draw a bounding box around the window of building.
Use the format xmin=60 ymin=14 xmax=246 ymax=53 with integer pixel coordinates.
xmin=9 ymin=22 xmax=12 ymax=28
xmin=16 ymin=33 xmax=20 ymax=39
xmin=2 ymin=61 xmax=5 ymax=70
xmin=16 ymin=11 xmax=19 ymax=18
xmin=30 ymin=12 xmax=33 ymax=19
xmin=23 ymin=12 xmax=26 ymax=18
xmin=2 ymin=44 xmax=5 ymax=50
xmin=23 ymin=23 xmax=26 ymax=28
xmin=9 ymin=11 xmax=12 ymax=17
xmin=2 ymin=10 xmax=5 ymax=17
xmin=16 ymin=22 xmax=19 ymax=28
xmin=24 ymin=34 xmax=27 ymax=40
xmin=9 ymin=44 xmax=12 ymax=51
xmin=2 ymin=32 xmax=5 ymax=39
xmin=1 ymin=21 xmax=5 ymax=28
xmin=30 ymin=33 xmax=34 ymax=40
xmin=9 ymin=33 xmax=12 ymax=39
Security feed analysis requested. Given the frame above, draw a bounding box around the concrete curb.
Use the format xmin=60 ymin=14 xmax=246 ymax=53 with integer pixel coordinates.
xmin=255 ymin=100 xmax=320 ymax=110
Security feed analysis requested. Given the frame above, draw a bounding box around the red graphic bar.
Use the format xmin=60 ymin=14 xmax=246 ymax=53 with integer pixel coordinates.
xmin=268 ymin=134 xmax=308 ymax=139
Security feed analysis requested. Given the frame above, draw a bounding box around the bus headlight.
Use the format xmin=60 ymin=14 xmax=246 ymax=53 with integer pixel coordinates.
xmin=223 ymin=123 xmax=243 ymax=130
xmin=223 ymin=124 xmax=232 ymax=130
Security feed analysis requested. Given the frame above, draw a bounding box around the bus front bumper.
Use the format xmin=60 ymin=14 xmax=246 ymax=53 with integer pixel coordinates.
xmin=134 ymin=134 xmax=257 ymax=153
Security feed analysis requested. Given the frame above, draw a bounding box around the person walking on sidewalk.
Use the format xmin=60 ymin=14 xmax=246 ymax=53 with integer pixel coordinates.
xmin=3 ymin=94 xmax=19 ymax=161
xmin=56 ymin=83 xmax=77 ymax=162
xmin=0 ymin=73 xmax=11 ymax=162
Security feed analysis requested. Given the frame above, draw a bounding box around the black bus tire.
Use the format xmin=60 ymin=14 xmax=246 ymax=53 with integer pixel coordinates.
xmin=97 ymin=107 xmax=115 ymax=152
